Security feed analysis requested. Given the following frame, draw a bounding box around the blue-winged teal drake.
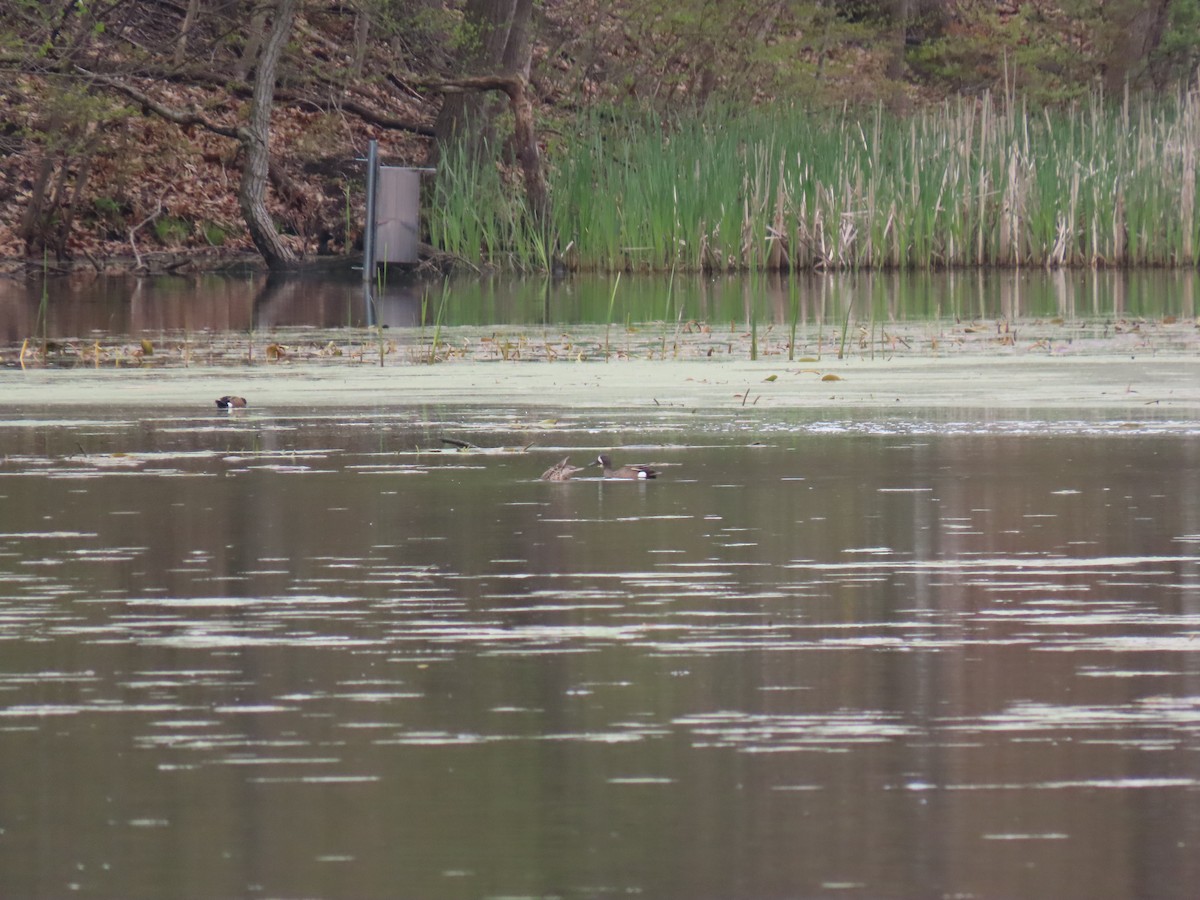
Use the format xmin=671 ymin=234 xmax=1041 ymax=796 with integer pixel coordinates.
xmin=215 ymin=396 xmax=247 ymax=409
xmin=592 ymin=453 xmax=658 ymax=479
xmin=541 ymin=456 xmax=584 ymax=481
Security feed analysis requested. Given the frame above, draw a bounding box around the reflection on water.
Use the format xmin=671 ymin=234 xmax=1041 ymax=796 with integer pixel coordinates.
xmin=1 ymin=408 xmax=1198 ymax=898
xmin=1 ymin=268 xmax=1198 ymax=341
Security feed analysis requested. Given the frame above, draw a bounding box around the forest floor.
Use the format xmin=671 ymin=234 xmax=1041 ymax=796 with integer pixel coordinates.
xmin=0 ymin=6 xmax=436 ymax=273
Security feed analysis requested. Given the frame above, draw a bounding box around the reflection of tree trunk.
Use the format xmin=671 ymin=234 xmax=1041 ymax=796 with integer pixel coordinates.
xmin=251 ymin=271 xmax=305 ymax=330
xmin=252 ymin=271 xmax=425 ymax=328
xmin=238 ymin=0 xmax=299 ymax=269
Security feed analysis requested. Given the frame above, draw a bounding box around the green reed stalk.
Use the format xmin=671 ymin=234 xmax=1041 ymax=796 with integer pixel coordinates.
xmin=428 ymin=278 xmax=449 ymax=364
xmin=604 ymin=272 xmax=621 ymax=361
xmin=788 ymin=275 xmax=799 ymax=361
xmin=837 ymin=296 xmax=853 ymax=360
xmin=663 ymin=264 xmax=677 ymax=320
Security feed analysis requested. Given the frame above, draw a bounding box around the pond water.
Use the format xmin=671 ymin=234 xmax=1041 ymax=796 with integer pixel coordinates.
xmin=1 ymin=404 xmax=1199 ymax=899
xmin=2 ymin=268 xmax=1199 ymax=897
xmin=2 ymin=267 xmax=1197 ymax=339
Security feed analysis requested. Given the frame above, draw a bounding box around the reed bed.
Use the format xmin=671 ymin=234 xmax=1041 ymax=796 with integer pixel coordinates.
xmin=432 ymin=87 xmax=1200 ymax=273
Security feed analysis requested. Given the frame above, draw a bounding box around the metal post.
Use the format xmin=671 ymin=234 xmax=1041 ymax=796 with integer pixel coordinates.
xmin=362 ymin=140 xmax=379 ymax=326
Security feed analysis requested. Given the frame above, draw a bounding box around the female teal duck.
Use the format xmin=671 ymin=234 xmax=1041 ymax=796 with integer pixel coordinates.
xmin=540 ymin=456 xmax=584 ymax=481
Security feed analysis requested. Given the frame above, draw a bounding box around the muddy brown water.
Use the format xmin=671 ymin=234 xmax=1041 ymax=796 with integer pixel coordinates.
xmin=1 ymin=403 xmax=1199 ymax=899
xmin=1 ymin=270 xmax=1199 ymax=898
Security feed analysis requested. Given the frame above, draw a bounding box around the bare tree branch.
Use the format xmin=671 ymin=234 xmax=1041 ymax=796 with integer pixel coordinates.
xmin=74 ymin=65 xmax=242 ymax=139
xmin=128 ymin=191 xmax=168 ymax=271
xmin=411 ymin=72 xmax=548 ymax=228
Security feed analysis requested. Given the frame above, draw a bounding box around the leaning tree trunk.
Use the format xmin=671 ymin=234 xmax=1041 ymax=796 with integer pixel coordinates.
xmin=238 ymin=0 xmax=298 ymax=269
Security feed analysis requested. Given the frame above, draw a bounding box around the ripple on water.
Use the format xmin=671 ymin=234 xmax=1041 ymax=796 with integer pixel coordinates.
xmin=675 ymin=710 xmax=920 ymax=752
xmin=943 ymin=697 xmax=1200 ymax=735
xmin=2 ymin=410 xmax=1200 ymax=900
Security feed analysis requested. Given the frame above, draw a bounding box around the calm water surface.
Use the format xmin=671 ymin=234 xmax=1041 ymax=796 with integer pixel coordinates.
xmin=1 ymin=268 xmax=1197 ymax=339
xmin=1 ymin=405 xmax=1198 ymax=899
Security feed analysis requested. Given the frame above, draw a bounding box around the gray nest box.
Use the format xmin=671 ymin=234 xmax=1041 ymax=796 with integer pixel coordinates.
xmin=363 ymin=140 xmax=434 ymax=269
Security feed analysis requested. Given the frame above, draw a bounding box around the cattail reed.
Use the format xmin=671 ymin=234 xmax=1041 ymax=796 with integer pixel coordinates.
xmin=431 ymin=89 xmax=1200 ymax=273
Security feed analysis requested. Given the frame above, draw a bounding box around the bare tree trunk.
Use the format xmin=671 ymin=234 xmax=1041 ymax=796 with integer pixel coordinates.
xmin=174 ymin=0 xmax=202 ymax=66
xmin=351 ymin=1 xmax=370 ymax=79
xmin=425 ymin=74 xmax=547 ymax=226
xmin=20 ymin=154 xmax=59 ymax=256
xmin=499 ymin=0 xmax=533 ymax=77
xmin=238 ymin=0 xmax=299 ymax=269
xmin=426 ymin=0 xmax=546 ymax=236
xmin=506 ymin=77 xmax=546 ymax=225
xmin=430 ymin=0 xmax=533 ymax=158
xmin=235 ymin=2 xmax=270 ymax=82
xmin=19 ymin=110 xmax=98 ymax=259
xmin=57 ymin=138 xmax=96 ymax=257
xmin=886 ymin=0 xmax=911 ymax=82
xmin=1102 ymin=0 xmax=1171 ymax=94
